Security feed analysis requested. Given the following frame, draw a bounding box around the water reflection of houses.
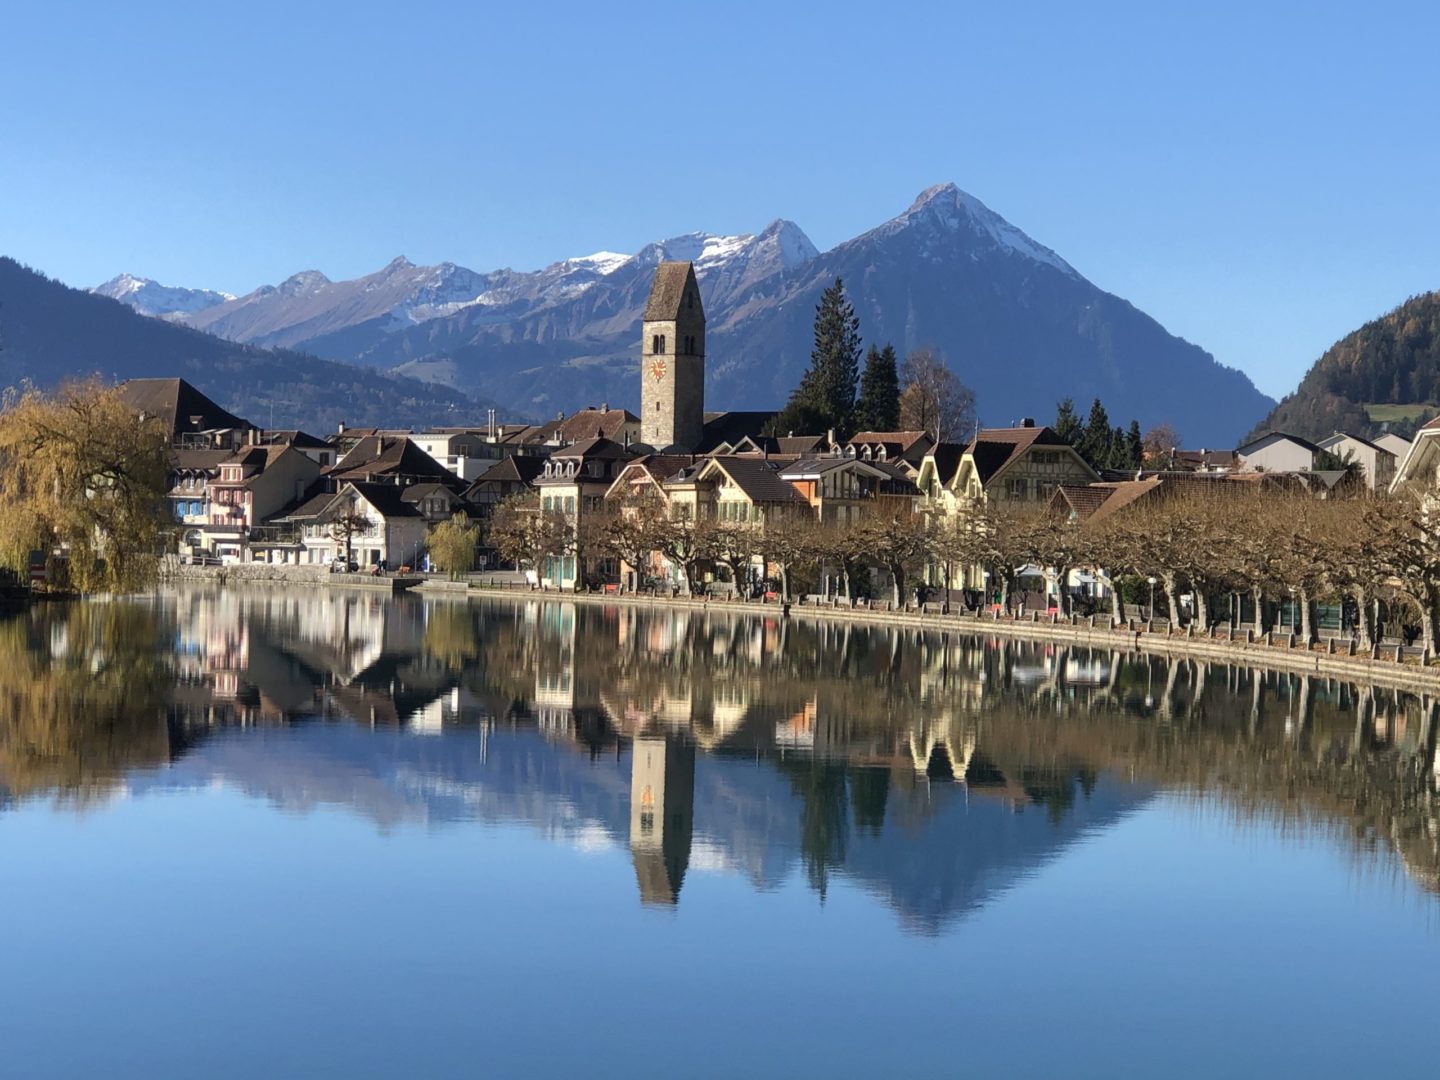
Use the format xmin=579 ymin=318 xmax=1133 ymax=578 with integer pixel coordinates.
xmin=10 ymin=591 xmax=1440 ymax=928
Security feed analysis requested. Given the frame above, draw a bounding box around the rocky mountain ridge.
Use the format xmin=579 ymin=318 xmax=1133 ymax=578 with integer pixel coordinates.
xmin=92 ymin=184 xmax=1273 ymax=443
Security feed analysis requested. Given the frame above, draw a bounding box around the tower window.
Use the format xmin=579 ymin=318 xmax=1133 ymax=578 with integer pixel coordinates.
xmin=651 ymin=334 xmax=661 ymax=354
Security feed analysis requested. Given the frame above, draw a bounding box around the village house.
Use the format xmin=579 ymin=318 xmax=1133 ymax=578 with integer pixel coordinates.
xmin=918 ymin=422 xmax=1098 ymax=512
xmin=1316 ymin=431 xmax=1397 ymax=490
xmin=204 ymin=441 xmax=323 ymax=563
xmin=1389 ymin=416 xmax=1440 ymax=493
xmin=294 ymin=482 xmax=429 ymax=570
xmin=1235 ymin=431 xmax=1318 ymax=473
xmin=536 ymin=437 xmax=636 ymax=588
xmin=776 ymin=455 xmax=899 ymax=525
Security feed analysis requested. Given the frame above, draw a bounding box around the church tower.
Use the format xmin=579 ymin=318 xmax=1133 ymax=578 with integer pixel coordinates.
xmin=640 ymin=262 xmax=705 ymax=451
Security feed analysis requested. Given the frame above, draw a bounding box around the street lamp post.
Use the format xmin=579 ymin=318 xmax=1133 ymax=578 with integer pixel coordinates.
xmin=1147 ymin=576 xmax=1157 ymax=621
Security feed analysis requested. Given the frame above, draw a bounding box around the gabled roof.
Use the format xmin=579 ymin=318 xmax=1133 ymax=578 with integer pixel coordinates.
xmin=701 ymin=457 xmax=809 ymax=505
xmin=551 ymin=436 xmax=632 ymax=461
xmin=643 ymin=262 xmax=700 ymax=321
xmin=847 ymin=430 xmax=935 ymax=459
xmin=468 ymin=455 xmax=547 ymax=488
xmin=606 ymin=455 xmax=695 ymax=499
xmin=119 ymin=378 xmax=251 ymax=437
xmin=330 ymin=436 xmax=453 ymax=482
xmin=775 ymin=435 xmax=826 ymax=456
xmin=399 ymin=482 xmax=464 ymax=505
xmin=697 ymin=411 xmax=779 ymax=454
xmin=963 ymin=425 xmax=1076 ymax=485
xmin=265 ymin=429 xmax=331 ymax=450
xmin=1065 ymin=479 xmax=1164 ymax=524
xmin=338 ymin=481 xmax=424 ymax=520
xmin=924 ymin=442 xmax=967 ymax=489
xmin=280 ymin=491 xmax=342 ymax=522
xmin=778 ymin=456 xmax=889 ymax=481
xmin=1317 ymin=430 xmax=1392 ymax=456
xmin=1236 ymin=430 xmax=1320 ymax=455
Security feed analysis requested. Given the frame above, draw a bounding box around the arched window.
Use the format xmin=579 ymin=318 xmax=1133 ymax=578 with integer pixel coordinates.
xmin=651 ymin=334 xmax=662 ymax=354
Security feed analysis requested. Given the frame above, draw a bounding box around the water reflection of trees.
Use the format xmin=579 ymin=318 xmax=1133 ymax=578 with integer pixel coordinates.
xmin=461 ymin=601 xmax=1440 ymax=897
xmin=3 ymin=593 xmax=1437 ymax=901
xmin=0 ymin=604 xmax=177 ymax=802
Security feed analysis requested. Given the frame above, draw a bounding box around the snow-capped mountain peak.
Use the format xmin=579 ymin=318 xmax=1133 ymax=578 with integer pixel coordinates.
xmin=91 ymin=274 xmax=234 ymax=319
xmin=895 ymin=182 xmax=1076 ymax=276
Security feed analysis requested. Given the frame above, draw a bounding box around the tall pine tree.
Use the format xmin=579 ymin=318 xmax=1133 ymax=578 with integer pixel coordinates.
xmin=1078 ymin=398 xmax=1113 ymax=466
xmin=854 ymin=343 xmax=900 ymax=432
xmin=1054 ymin=397 xmax=1082 ymax=446
xmin=774 ymin=278 xmax=862 ymax=438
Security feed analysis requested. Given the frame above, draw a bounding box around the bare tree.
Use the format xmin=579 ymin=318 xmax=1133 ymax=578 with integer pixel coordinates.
xmin=899 ymin=348 xmax=977 ymax=442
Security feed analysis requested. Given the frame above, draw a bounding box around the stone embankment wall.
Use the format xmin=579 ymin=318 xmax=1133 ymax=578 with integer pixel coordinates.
xmin=161 ymin=563 xmax=330 ymax=585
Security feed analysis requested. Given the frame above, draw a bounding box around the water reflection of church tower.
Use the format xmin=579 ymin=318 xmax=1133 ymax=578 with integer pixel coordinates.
xmin=629 ymin=735 xmax=695 ymax=906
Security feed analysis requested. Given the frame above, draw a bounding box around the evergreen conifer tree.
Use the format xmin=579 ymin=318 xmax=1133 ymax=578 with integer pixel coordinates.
xmin=1125 ymin=420 xmax=1144 ymax=468
xmin=854 ymin=343 xmax=900 ymax=432
xmin=1078 ymin=398 xmax=1112 ymax=467
xmin=775 ymin=278 xmax=862 ymax=437
xmin=1054 ymin=397 xmax=1082 ymax=445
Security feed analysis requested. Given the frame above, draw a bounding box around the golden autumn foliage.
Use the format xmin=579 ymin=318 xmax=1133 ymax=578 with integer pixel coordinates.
xmin=0 ymin=379 xmax=172 ymax=592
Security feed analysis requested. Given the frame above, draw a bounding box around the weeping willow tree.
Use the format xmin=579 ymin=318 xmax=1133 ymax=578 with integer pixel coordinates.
xmin=0 ymin=379 xmax=172 ymax=592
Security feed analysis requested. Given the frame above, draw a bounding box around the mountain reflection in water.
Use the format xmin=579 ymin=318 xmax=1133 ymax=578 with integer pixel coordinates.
xmin=1 ymin=587 xmax=1438 ymax=932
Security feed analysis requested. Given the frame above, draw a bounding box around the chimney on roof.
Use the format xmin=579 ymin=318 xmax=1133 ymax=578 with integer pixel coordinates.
xmin=338 ymin=421 xmax=346 ymax=435
xmin=601 ymin=402 xmax=609 ymax=413
xmin=1020 ymin=417 xmax=1035 ymax=428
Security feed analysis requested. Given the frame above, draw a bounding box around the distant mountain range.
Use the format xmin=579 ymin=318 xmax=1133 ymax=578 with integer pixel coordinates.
xmin=1248 ymin=291 xmax=1440 ymax=443
xmin=91 ymin=184 xmax=1272 ymax=445
xmin=0 ymin=258 xmax=498 ymax=433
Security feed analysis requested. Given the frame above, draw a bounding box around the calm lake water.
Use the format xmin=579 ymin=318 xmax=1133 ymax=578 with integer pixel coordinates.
xmin=2 ymin=587 xmax=1438 ymax=1078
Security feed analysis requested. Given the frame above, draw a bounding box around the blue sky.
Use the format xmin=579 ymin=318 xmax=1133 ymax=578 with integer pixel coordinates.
xmin=2 ymin=0 xmax=1437 ymax=398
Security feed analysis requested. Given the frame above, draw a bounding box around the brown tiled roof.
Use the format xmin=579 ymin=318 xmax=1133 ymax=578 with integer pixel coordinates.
xmin=556 ymin=408 xmax=638 ymax=443
xmin=119 ymin=378 xmax=250 ymax=436
xmin=264 ymin=429 xmax=330 ymax=449
xmin=964 ymin=426 xmax=1070 ymax=484
xmin=171 ymin=448 xmax=232 ymax=471
xmin=330 ymin=436 xmax=452 ymax=482
xmin=848 ymin=430 xmax=935 ymax=459
xmin=775 ymin=435 xmax=826 ymax=455
xmin=1084 ymin=479 xmax=1166 ymax=524
xmin=708 ymin=457 xmax=809 ymax=505
xmin=643 ymin=262 xmax=698 ymax=321
xmin=470 ymin=455 xmax=546 ymax=487
xmin=1052 ymin=484 xmax=1116 ymax=521
xmin=552 ymin=436 xmax=632 ymax=461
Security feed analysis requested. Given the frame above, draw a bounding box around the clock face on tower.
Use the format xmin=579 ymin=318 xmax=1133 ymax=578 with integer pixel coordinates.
xmin=650 ymin=358 xmax=666 ymax=381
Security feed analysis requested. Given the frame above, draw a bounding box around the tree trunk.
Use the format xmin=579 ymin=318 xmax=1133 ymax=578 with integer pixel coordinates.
xmin=1349 ymin=586 xmax=1372 ymax=650
xmin=1423 ymin=584 xmax=1440 ymax=660
xmin=1251 ymin=587 xmax=1264 ymax=635
xmin=891 ymin=564 xmax=903 ymax=608
xmin=1194 ymin=588 xmax=1210 ymax=633
xmin=1162 ymin=573 xmax=1180 ymax=629
xmin=779 ymin=564 xmax=789 ymax=603
xmin=1298 ymin=587 xmax=1314 ymax=645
